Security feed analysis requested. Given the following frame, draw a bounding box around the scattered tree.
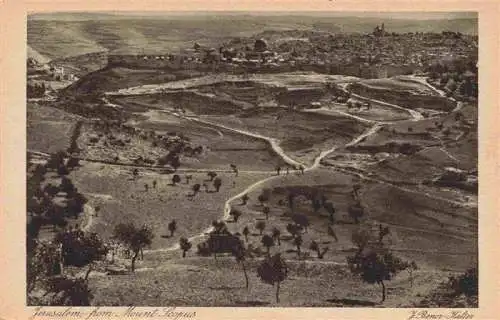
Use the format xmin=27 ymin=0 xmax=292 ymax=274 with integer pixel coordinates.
xmin=287 ymin=192 xmax=296 ymax=212
xmin=230 ymin=209 xmax=242 ymax=222
xmin=241 ymin=193 xmax=249 ymax=205
xmin=263 ymin=206 xmax=270 ymax=220
xmin=405 ymin=260 xmax=418 ymax=287
xmin=213 ymin=177 xmax=222 ymax=192
xmin=378 ymin=224 xmax=390 ymax=243
xmin=171 ymin=157 xmax=181 ymax=171
xmin=179 ymin=237 xmax=192 ymax=258
xmin=168 ymin=220 xmax=177 ymax=237
xmin=242 ymin=226 xmax=250 ymax=242
xmin=293 ymin=235 xmax=303 ymax=258
xmin=286 ymin=223 xmax=301 ymax=237
xmin=258 ymin=193 xmax=269 ymax=206
xmin=257 ymin=253 xmax=288 ymax=303
xmin=347 ymin=227 xmax=408 ymax=303
xmin=324 ymin=202 xmax=336 ymax=224
xmin=112 ymin=223 xmax=154 ymax=272
xmin=192 ymin=184 xmax=201 ymax=196
xmin=230 ymin=164 xmax=238 ymax=176
xmin=261 ymin=234 xmax=275 ymax=255
xmin=291 ymin=213 xmax=310 ymax=232
xmin=312 ymin=198 xmax=322 ymax=214
xmin=309 ymin=240 xmax=329 ymax=259
xmin=152 ymin=180 xmax=157 ymax=189
xmin=185 ymin=175 xmax=193 ymax=184
xmin=348 ymin=202 xmax=364 ymax=224
xmin=275 ymin=165 xmax=281 ymax=175
xmin=271 ymin=227 xmax=281 ymax=245
xmin=172 ymin=174 xmax=181 ymax=186
xmin=327 ymin=225 xmax=339 ymax=242
xmin=347 ymin=247 xmax=407 ymax=303
xmin=66 ymin=157 xmax=80 ymax=169
xmin=231 ymin=238 xmax=250 ymax=289
xmin=256 ymin=221 xmax=266 ymax=235
xmin=202 ymin=183 xmax=209 ymax=193
xmin=207 ymin=171 xmax=217 ymax=181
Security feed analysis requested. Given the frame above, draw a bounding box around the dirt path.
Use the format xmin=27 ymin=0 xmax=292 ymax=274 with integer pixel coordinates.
xmin=350 ymin=93 xmax=424 ymax=121
xmin=81 ymin=204 xmax=95 ymax=232
xmin=345 ymin=124 xmax=383 ymax=147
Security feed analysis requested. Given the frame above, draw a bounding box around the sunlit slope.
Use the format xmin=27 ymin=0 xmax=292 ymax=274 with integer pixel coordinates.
xmin=28 ymin=16 xmax=477 ymax=60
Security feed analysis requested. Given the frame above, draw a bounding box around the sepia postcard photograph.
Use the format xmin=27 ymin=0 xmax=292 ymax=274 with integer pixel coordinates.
xmin=1 ymin=1 xmax=499 ymax=319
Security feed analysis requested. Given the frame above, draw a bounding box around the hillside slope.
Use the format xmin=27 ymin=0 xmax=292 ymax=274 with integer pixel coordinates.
xmin=28 ymin=15 xmax=478 ymax=60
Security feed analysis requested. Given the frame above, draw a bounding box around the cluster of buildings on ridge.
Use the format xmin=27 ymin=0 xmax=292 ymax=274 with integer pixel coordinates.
xmin=105 ymin=23 xmax=477 ymax=80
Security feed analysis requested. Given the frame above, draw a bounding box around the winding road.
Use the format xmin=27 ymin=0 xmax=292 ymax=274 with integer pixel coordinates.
xmin=30 ymin=76 xmax=471 ymax=258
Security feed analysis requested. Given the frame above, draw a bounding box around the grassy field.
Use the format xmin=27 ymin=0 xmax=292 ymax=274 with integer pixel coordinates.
xmin=223 ymin=168 xmax=476 ymax=270
xmin=110 ymin=93 xmax=369 ymax=166
xmin=68 ymin=162 xmax=271 ymax=249
xmin=85 ymin=167 xmax=475 ymax=307
xmin=88 ymin=255 xmax=450 ymax=307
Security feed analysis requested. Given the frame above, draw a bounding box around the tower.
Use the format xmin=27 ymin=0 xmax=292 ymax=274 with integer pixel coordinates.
xmin=381 ymin=23 xmax=385 ymax=36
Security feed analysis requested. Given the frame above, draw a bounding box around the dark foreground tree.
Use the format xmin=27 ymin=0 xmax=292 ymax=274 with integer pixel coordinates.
xmin=347 ymin=247 xmax=407 ymax=302
xmin=179 ymin=237 xmax=192 ymax=258
xmin=168 ymin=220 xmax=177 ymax=237
xmin=113 ymin=223 xmax=154 ymax=272
xmin=257 ymin=253 xmax=288 ymax=303
xmin=231 ymin=238 xmax=250 ymax=289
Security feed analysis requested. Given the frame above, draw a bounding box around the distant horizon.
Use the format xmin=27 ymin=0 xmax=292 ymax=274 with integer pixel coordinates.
xmin=28 ymin=11 xmax=477 ymax=21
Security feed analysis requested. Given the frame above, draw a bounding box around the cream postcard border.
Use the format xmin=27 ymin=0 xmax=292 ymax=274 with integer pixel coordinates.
xmin=1 ymin=1 xmax=498 ymax=319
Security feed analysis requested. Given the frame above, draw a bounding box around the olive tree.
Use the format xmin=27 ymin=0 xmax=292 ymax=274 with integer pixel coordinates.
xmin=179 ymin=237 xmax=192 ymax=258
xmin=257 ymin=253 xmax=288 ymax=303
xmin=112 ymin=223 xmax=154 ymax=272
